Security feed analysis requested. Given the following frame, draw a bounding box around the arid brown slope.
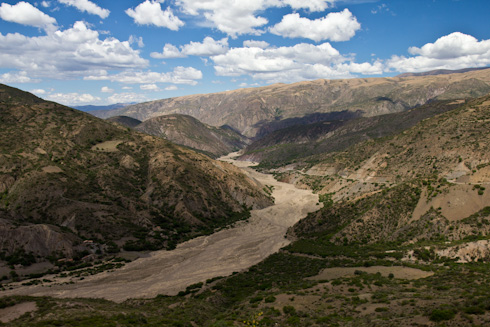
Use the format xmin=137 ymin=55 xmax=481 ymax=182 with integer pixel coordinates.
xmin=240 ymin=99 xmax=461 ymax=167
xmin=306 ymin=95 xmax=490 ymax=185
xmin=286 ymin=94 xmax=490 ymax=249
xmin=93 ymin=68 xmax=490 ymax=137
xmin=0 ymin=84 xmax=271 ymax=261
xmin=134 ymin=114 xmax=249 ymax=158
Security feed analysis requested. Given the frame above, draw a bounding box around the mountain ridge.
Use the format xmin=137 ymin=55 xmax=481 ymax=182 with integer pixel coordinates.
xmin=397 ymin=67 xmax=489 ymax=77
xmin=239 ymin=99 xmax=463 ymax=167
xmin=133 ymin=114 xmax=249 ymax=158
xmin=91 ymin=68 xmax=490 ymax=138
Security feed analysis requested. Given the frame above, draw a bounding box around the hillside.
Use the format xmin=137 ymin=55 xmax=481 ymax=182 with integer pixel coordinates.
xmin=295 ymin=95 xmax=490 ymax=199
xmin=240 ymin=99 xmax=461 ymax=167
xmin=133 ymin=114 xmax=249 ymax=158
xmin=106 ymin=115 xmax=142 ymax=128
xmin=92 ymin=68 xmax=490 ymax=137
xmin=0 ymin=84 xmax=272 ymax=264
xmin=274 ymin=93 xmax=490 ymax=245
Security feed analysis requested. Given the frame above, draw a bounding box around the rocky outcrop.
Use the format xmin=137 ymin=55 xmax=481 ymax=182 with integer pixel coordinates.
xmin=0 ymin=220 xmax=76 ymax=257
xmin=437 ymin=240 xmax=490 ymax=263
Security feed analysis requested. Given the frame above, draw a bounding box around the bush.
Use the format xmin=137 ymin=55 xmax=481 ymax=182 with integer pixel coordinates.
xmin=264 ymin=295 xmax=276 ymax=303
xmin=429 ymin=308 xmax=455 ymax=322
xmin=462 ymin=306 xmax=485 ymax=315
xmin=283 ymin=305 xmax=296 ymax=316
xmin=249 ymin=295 xmax=263 ymax=303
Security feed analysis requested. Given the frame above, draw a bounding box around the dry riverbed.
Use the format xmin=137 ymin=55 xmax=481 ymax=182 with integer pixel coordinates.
xmin=2 ymin=153 xmax=321 ymax=302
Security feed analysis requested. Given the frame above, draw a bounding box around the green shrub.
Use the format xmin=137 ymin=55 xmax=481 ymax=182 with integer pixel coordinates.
xmin=283 ymin=305 xmax=296 ymax=316
xmin=264 ymin=295 xmax=276 ymax=303
xmin=429 ymin=308 xmax=455 ymax=322
xmin=249 ymin=295 xmax=263 ymax=303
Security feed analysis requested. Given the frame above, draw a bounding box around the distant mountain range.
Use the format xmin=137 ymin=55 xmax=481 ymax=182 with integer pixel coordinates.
xmin=397 ymin=66 xmax=490 ymax=77
xmin=91 ymin=68 xmax=490 ymax=138
xmin=239 ymin=99 xmax=462 ymax=167
xmin=73 ymin=103 xmax=136 ymax=112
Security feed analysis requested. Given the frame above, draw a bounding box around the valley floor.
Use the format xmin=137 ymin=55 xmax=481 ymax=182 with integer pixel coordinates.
xmin=1 ymin=153 xmax=321 ymax=302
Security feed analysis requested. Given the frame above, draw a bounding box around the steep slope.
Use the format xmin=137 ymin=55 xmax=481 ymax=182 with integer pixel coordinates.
xmin=106 ymin=115 xmax=142 ymax=128
xmin=303 ymin=95 xmax=490 ymax=189
xmin=92 ymin=68 xmax=490 ymax=137
xmin=240 ymin=99 xmax=462 ymax=167
xmin=134 ymin=114 xmax=249 ymax=158
xmin=0 ymin=84 xmax=272 ymax=263
xmin=282 ymin=93 xmax=490 ymax=245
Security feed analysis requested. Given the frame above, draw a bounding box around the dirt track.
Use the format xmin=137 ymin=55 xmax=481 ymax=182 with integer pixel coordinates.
xmin=3 ymin=153 xmax=320 ymax=302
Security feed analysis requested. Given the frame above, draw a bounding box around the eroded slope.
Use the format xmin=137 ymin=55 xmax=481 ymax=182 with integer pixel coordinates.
xmin=0 ymin=84 xmax=272 ymax=263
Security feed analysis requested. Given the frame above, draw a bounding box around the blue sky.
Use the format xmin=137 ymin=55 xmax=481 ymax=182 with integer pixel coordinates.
xmin=0 ymin=0 xmax=489 ymax=106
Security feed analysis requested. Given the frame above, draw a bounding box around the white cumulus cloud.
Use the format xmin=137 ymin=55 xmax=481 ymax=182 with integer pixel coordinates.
xmin=182 ymin=37 xmax=229 ymax=56
xmin=101 ymin=86 xmax=114 ymax=93
xmin=409 ymin=32 xmax=490 ymax=59
xmin=243 ymin=40 xmax=269 ymax=49
xmin=176 ymin=0 xmax=337 ymax=38
xmin=387 ymin=32 xmax=490 ymax=73
xmin=270 ymin=9 xmax=361 ymax=42
xmin=0 ymin=21 xmax=148 ymax=79
xmin=212 ymin=43 xmax=342 ymax=76
xmin=211 ymin=42 xmax=381 ymax=84
xmin=126 ymin=0 xmax=184 ymax=31
xmin=140 ymin=83 xmax=160 ymax=91
xmin=84 ymin=66 xmax=203 ymax=85
xmin=57 ymin=0 xmax=110 ymax=19
xmin=151 ymin=44 xmax=186 ymax=59
xmin=31 ymin=88 xmax=46 ymax=95
xmin=151 ymin=37 xmax=229 ymax=59
xmin=0 ymin=1 xmax=57 ymax=32
xmin=108 ymin=92 xmax=150 ymax=104
xmin=282 ymin=0 xmax=335 ymax=12
xmin=46 ymin=92 xmax=101 ymax=105
xmin=0 ymin=71 xmax=40 ymax=83
xmin=129 ymin=35 xmax=145 ymax=48
xmin=177 ymin=0 xmax=267 ymax=37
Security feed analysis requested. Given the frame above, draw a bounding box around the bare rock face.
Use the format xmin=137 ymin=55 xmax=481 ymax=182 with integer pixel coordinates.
xmin=93 ymin=69 xmax=490 ymax=138
xmin=437 ymin=240 xmax=490 ymax=263
xmin=0 ymin=220 xmax=76 ymax=257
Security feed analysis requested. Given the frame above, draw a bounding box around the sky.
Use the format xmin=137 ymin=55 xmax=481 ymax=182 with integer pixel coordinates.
xmin=0 ymin=0 xmax=489 ymax=106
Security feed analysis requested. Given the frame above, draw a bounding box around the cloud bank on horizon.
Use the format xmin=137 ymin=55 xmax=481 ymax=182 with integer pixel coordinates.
xmin=0 ymin=0 xmax=489 ymax=105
